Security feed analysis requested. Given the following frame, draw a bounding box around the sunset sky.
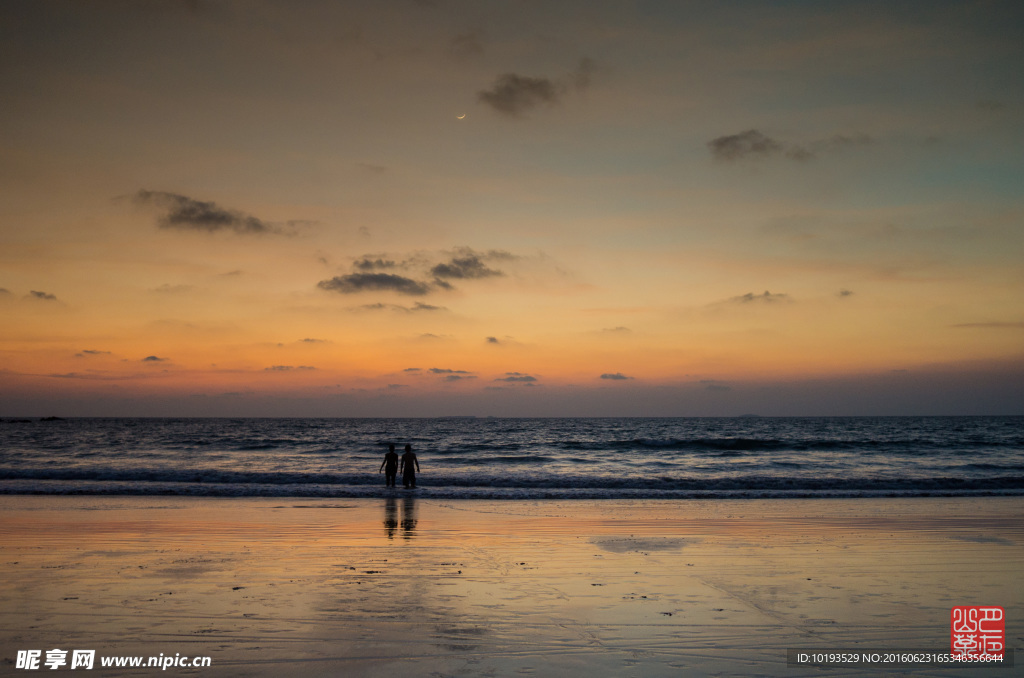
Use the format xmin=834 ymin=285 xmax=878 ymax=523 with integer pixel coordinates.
xmin=1 ymin=0 xmax=1022 ymax=416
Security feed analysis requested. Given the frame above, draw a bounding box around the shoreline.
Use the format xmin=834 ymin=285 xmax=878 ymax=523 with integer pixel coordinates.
xmin=2 ymin=496 xmax=1020 ymax=676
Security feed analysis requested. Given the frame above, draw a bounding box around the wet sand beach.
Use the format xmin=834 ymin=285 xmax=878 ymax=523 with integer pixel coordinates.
xmin=1 ymin=496 xmax=1020 ymax=676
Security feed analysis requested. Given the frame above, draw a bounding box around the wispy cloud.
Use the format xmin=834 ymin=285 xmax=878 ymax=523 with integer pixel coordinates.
xmin=264 ymin=365 xmax=316 ymax=371
xmin=431 ymin=254 xmax=504 ymax=279
xmin=353 ymin=257 xmax=397 ymax=271
xmin=728 ymin=291 xmax=792 ymax=304
xmin=600 ymin=372 xmax=632 ymax=380
xmin=28 ymin=290 xmax=58 ymax=301
xmin=708 ymin=129 xmax=872 ymax=162
xmin=478 ymin=58 xmax=596 ymax=117
xmin=76 ymin=350 xmax=112 ymax=357
xmin=495 ymin=372 xmax=537 ymax=383
xmin=354 ymin=301 xmax=446 ymax=312
xmin=319 ymin=273 xmax=432 ymax=296
xmin=133 ymin=190 xmax=301 ymax=235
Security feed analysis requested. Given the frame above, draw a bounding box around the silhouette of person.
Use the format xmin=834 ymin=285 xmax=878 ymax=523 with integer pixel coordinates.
xmin=379 ymin=444 xmax=399 ymax=487
xmin=400 ymin=444 xmax=419 ymax=489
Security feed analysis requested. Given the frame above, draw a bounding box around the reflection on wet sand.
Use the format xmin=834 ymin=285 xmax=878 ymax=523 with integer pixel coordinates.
xmin=383 ymin=495 xmax=418 ymax=540
xmin=383 ymin=497 xmax=398 ymax=539
xmin=401 ymin=495 xmax=417 ymax=539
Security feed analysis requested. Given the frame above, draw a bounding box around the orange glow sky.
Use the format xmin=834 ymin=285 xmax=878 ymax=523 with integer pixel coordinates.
xmin=1 ymin=1 xmax=1022 ymax=416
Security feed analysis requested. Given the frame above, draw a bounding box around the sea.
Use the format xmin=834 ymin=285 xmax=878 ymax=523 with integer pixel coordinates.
xmin=0 ymin=416 xmax=1021 ymax=500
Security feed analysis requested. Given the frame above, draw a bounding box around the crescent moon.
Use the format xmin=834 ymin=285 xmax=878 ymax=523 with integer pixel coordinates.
xmin=457 ymin=114 xmax=466 ymax=120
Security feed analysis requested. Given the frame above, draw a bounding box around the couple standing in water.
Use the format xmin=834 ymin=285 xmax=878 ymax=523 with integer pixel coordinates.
xmin=379 ymin=444 xmax=419 ymax=489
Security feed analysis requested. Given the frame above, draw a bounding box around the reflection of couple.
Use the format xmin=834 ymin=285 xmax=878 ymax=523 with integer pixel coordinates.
xmin=383 ymin=495 xmax=417 ymax=539
xmin=379 ymin=444 xmax=420 ymax=489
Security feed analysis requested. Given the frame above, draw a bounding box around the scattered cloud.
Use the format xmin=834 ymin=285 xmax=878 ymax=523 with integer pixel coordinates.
xmin=602 ymin=326 xmax=631 ymax=334
xmin=300 ymin=338 xmax=328 ymax=343
xmin=430 ymin=368 xmax=472 ymax=374
xmin=478 ymin=59 xmax=596 ymax=117
xmin=325 ymin=247 xmax=522 ymax=298
xmin=319 ymin=273 xmax=432 ymax=296
xmin=600 ymin=372 xmax=632 ymax=380
xmin=132 ymin=190 xmax=288 ymax=235
xmin=354 ymin=301 xmax=447 ymax=312
xmin=444 ymin=374 xmax=476 ymax=382
xmin=838 ymin=289 xmax=854 ymax=297
xmin=76 ymin=350 xmax=112 ymax=357
xmin=708 ymin=130 xmax=782 ymax=161
xmin=431 ymin=254 xmax=503 ymax=279
xmin=708 ymin=130 xmax=872 ymax=162
xmin=28 ymin=290 xmax=58 ymax=301
xmin=496 ymin=372 xmax=537 ymax=382
xmin=486 ymin=336 xmax=500 ymax=344
xmin=0 ymin=288 xmax=10 ymax=295
xmin=353 ymin=257 xmax=396 ymax=271
xmin=403 ymin=368 xmax=422 ymax=372
xmin=728 ymin=291 xmax=792 ymax=304
xmin=141 ymin=355 xmax=167 ymax=362
xmin=479 ymin=73 xmax=559 ymax=116
xmin=265 ymin=365 xmax=316 ymax=371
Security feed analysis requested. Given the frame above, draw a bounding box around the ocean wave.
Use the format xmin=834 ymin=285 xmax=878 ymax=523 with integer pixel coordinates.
xmin=1 ymin=467 xmax=1022 ymax=493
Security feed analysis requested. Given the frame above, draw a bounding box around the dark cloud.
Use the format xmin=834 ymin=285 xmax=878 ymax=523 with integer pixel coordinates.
xmin=600 ymin=373 xmax=632 ymax=380
xmin=444 ymin=374 xmax=476 ymax=382
xmin=729 ymin=291 xmax=792 ymax=304
xmin=0 ymin=288 xmax=10 ymax=295
xmin=478 ymin=58 xmax=598 ymax=116
xmin=430 ymin=368 xmax=471 ymax=374
xmin=486 ymin=336 xmax=500 ymax=344
xmin=496 ymin=372 xmax=537 ymax=383
xmin=838 ymin=289 xmax=854 ymax=297
xmin=353 ymin=257 xmax=397 ymax=271
xmin=76 ymin=350 xmax=111 ymax=357
xmin=300 ymin=338 xmax=328 ymax=343
xmin=355 ymin=301 xmax=446 ymax=312
xmin=478 ymin=73 xmax=560 ymax=116
xmin=142 ymin=355 xmax=167 ymax=362
xmin=709 ymin=130 xmax=873 ymax=162
xmin=265 ymin=365 xmax=316 ymax=371
xmin=431 ymin=254 xmax=503 ymax=279
xmin=28 ymin=290 xmax=58 ymax=301
xmin=318 ymin=273 xmax=432 ymax=296
xmin=708 ymin=130 xmax=783 ymax=161
xmin=404 ymin=367 xmax=422 ymax=372
xmin=133 ymin=190 xmax=283 ymax=235
xmin=603 ymin=326 xmax=631 ymax=333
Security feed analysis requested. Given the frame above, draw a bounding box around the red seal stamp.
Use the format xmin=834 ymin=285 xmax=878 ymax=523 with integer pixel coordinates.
xmin=951 ymin=606 xmax=1004 ymax=658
